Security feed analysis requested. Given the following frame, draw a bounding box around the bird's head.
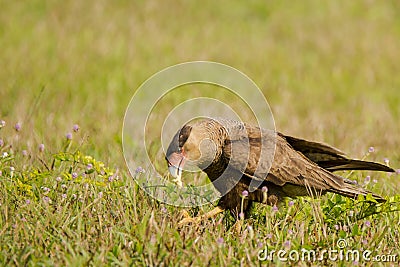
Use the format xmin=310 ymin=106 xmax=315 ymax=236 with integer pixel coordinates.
xmin=165 ymin=119 xmax=226 ymax=183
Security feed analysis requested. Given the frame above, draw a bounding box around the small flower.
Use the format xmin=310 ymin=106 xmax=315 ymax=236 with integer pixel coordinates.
xmin=384 ymin=158 xmax=389 ymax=165
xmin=56 ymin=176 xmax=62 ymax=182
xmin=72 ymin=172 xmax=78 ymax=179
xmin=288 ymin=229 xmax=293 ymax=235
xmin=61 ymin=184 xmax=67 ymax=189
xmin=272 ymin=205 xmax=278 ymax=212
xmin=72 ymin=194 xmax=77 ymax=199
xmin=288 ymin=200 xmax=294 ymax=207
xmin=239 ymin=212 xmax=245 ymax=220
xmin=349 ymin=210 xmax=354 ymax=217
xmin=26 ymin=199 xmax=31 ymax=205
xmin=135 ymin=166 xmax=145 ymax=173
xmin=38 ymin=143 xmax=45 ymax=152
xmin=73 ymin=124 xmax=79 ymax=132
xmin=241 ymin=190 xmax=249 ymax=197
xmin=364 ymin=175 xmax=371 ymax=183
xmin=257 ymin=242 xmax=264 ymax=248
xmin=87 ymin=163 xmax=93 ymax=170
xmin=42 ymin=186 xmax=50 ymax=193
xmin=373 ymin=179 xmax=378 ymax=184
xmin=365 ymin=220 xmax=371 ymax=227
xmin=98 ymin=192 xmax=103 ymax=198
xmin=216 ymin=237 xmax=224 ymax=245
xmin=283 ymin=240 xmax=291 ymax=248
xmin=0 ymin=139 xmax=3 ymax=147
xmin=43 ymin=196 xmax=50 ymax=203
xmin=334 ymin=224 xmax=340 ymax=230
xmin=160 ymin=206 xmax=167 ymax=213
xmin=2 ymin=152 xmax=8 ymax=158
xmin=22 ymin=150 xmax=28 ymax=156
xmin=62 ymin=194 xmax=67 ymax=199
xmin=108 ymin=176 xmax=114 ymax=182
xmin=396 ymin=169 xmax=400 ymax=175
xmin=10 ymin=166 xmax=15 ymax=172
xmin=362 ymin=239 xmax=368 ymax=245
xmin=14 ymin=122 xmax=21 ymax=132
xmin=0 ymin=120 xmax=5 ymax=128
xmin=266 ymin=233 xmax=273 ymax=239
xmin=368 ymin=147 xmax=375 ymax=153
xmin=262 ymin=186 xmax=268 ymax=192
xmin=66 ymin=132 xmax=72 ymax=140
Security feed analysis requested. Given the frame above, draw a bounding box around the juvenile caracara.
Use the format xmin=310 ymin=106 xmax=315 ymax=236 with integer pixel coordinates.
xmin=166 ymin=118 xmax=394 ymax=222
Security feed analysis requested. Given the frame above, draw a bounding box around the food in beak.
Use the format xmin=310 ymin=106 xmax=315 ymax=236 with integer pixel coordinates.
xmin=166 ymin=152 xmax=186 ymax=188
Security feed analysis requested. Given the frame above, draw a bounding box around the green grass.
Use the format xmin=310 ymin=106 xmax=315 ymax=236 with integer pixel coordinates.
xmin=1 ymin=0 xmax=400 ymax=266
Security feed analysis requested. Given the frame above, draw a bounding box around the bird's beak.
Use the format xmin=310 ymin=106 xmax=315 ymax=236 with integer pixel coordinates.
xmin=166 ymin=152 xmax=186 ymax=187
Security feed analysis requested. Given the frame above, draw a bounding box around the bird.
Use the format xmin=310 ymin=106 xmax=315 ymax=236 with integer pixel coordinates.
xmin=165 ymin=117 xmax=394 ymax=224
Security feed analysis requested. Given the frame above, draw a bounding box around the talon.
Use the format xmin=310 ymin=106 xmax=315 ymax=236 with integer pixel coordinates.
xmin=178 ymin=216 xmax=200 ymax=227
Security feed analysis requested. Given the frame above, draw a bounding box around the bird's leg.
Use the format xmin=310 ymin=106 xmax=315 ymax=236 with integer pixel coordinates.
xmin=178 ymin=206 xmax=225 ymax=226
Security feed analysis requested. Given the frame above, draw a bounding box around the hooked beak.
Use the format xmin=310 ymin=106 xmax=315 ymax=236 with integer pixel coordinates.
xmin=166 ymin=151 xmax=186 ymax=187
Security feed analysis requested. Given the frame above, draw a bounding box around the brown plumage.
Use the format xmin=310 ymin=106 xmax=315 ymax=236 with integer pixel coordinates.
xmin=166 ymin=118 xmax=394 ymax=218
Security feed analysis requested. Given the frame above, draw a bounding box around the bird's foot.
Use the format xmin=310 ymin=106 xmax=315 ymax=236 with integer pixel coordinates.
xmin=177 ymin=207 xmax=225 ymax=227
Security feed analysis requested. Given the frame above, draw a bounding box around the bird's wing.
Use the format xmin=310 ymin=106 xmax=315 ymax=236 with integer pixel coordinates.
xmin=223 ymin=124 xmax=345 ymax=192
xmin=280 ymin=133 xmax=394 ymax=172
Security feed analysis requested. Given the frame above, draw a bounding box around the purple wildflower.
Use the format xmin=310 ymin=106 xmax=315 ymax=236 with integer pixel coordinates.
xmin=98 ymin=192 xmax=103 ymax=198
xmin=160 ymin=206 xmax=167 ymax=213
xmin=396 ymin=169 xmax=400 ymax=175
xmin=364 ymin=175 xmax=371 ymax=183
xmin=349 ymin=210 xmax=354 ymax=217
xmin=365 ymin=220 xmax=371 ymax=227
xmin=135 ymin=166 xmax=145 ymax=173
xmin=42 ymin=187 xmax=50 ymax=193
xmin=0 ymin=139 xmax=3 ymax=147
xmin=257 ymin=242 xmax=264 ymax=248
xmin=43 ymin=196 xmax=50 ymax=203
xmin=272 ymin=205 xmax=278 ymax=212
xmin=288 ymin=200 xmax=294 ymax=207
xmin=56 ymin=176 xmax=62 ymax=182
xmin=38 ymin=143 xmax=45 ymax=152
xmin=14 ymin=122 xmax=21 ymax=132
xmin=283 ymin=240 xmax=291 ymax=248
xmin=239 ymin=212 xmax=245 ymax=220
xmin=62 ymin=194 xmax=67 ymax=199
xmin=0 ymin=120 xmax=5 ymax=128
xmin=72 ymin=194 xmax=77 ymax=199
xmin=72 ymin=172 xmax=78 ymax=179
xmin=262 ymin=186 xmax=268 ymax=192
xmin=61 ymin=184 xmax=67 ymax=189
xmin=217 ymin=237 xmax=224 ymax=245
xmin=26 ymin=199 xmax=31 ymax=205
xmin=242 ymin=190 xmax=249 ymax=197
xmin=108 ymin=176 xmax=114 ymax=182
xmin=373 ymin=179 xmax=378 ymax=184
xmin=87 ymin=163 xmax=93 ymax=170
xmin=334 ymin=224 xmax=340 ymax=230
xmin=73 ymin=124 xmax=79 ymax=132
xmin=368 ymin=147 xmax=375 ymax=153
xmin=66 ymin=132 xmax=72 ymax=140
xmin=266 ymin=233 xmax=273 ymax=239
xmin=22 ymin=150 xmax=28 ymax=156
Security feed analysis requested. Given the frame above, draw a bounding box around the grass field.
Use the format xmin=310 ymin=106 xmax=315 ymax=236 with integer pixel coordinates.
xmin=1 ymin=1 xmax=400 ymax=266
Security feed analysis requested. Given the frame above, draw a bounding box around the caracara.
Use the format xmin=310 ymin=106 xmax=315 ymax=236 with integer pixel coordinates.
xmin=166 ymin=118 xmax=394 ymax=222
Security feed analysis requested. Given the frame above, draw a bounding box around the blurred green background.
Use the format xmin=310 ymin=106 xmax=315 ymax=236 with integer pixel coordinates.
xmin=1 ymin=0 xmax=399 ymax=167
